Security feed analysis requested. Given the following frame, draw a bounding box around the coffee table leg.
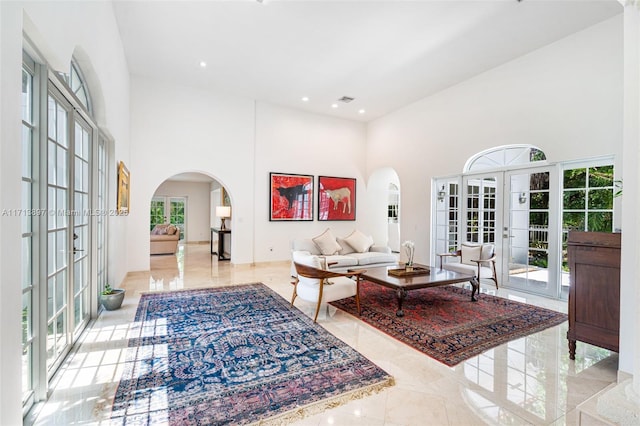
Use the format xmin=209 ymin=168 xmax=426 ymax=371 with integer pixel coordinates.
xmin=470 ymin=277 xmax=479 ymax=302
xmin=395 ymin=288 xmax=407 ymax=316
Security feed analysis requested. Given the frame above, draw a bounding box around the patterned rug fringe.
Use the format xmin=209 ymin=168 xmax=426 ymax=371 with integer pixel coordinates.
xmin=252 ymin=376 xmax=395 ymax=426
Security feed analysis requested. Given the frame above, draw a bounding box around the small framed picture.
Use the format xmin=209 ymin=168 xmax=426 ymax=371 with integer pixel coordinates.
xmin=269 ymin=172 xmax=314 ymax=221
xmin=318 ymin=176 xmax=356 ymax=221
xmin=117 ymin=161 xmax=130 ymax=215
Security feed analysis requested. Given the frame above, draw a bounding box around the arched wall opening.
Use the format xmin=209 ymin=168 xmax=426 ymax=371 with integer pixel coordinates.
xmin=149 ymin=171 xmax=233 ymax=257
xmin=366 ymin=167 xmax=401 ymax=252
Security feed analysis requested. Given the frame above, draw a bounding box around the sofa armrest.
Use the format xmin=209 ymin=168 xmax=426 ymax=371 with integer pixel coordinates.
xmin=369 ymin=245 xmax=391 ymax=254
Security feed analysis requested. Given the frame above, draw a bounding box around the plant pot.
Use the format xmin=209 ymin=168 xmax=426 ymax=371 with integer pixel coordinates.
xmin=100 ymin=289 xmax=125 ymax=311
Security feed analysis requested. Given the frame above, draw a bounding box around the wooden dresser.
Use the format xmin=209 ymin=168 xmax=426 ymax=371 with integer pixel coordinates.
xmin=567 ymin=231 xmax=620 ymax=360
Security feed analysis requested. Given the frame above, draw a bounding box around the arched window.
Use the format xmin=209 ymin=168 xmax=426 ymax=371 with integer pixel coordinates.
xmin=58 ymin=60 xmax=92 ymax=113
xmin=464 ymin=145 xmax=546 ymax=173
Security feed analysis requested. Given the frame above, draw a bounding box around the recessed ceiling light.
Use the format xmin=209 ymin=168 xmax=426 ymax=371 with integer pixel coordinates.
xmin=331 ymin=103 xmax=338 ymax=109
xmin=199 ymin=61 xmax=207 ymax=68
xmin=358 ymin=109 xmax=366 ymax=114
xmin=301 ymin=96 xmax=309 ymax=102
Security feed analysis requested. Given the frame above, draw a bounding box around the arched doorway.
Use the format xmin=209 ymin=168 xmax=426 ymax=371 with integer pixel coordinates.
xmin=367 ymin=167 xmax=401 ymax=251
xmin=150 ymin=172 xmax=231 ymax=255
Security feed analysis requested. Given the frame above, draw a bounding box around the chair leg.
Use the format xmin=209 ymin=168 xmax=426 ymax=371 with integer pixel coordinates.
xmin=313 ymin=281 xmax=325 ymax=323
xmin=492 ymin=261 xmax=499 ymax=289
xmin=290 ymin=278 xmax=299 ymax=306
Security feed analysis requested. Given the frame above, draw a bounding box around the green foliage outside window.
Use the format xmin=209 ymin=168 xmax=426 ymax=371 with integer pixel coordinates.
xmin=561 ymin=165 xmax=614 ymax=271
xmin=150 ymin=199 xmax=165 ymax=230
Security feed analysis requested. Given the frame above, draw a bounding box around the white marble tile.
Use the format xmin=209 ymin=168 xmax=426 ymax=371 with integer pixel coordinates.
xmin=29 ymin=243 xmax=619 ymax=426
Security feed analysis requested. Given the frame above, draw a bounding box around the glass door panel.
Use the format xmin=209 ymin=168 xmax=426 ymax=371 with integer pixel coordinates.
xmin=433 ymin=178 xmax=461 ymax=258
xmin=72 ymin=119 xmax=91 ymax=335
xmin=46 ymin=92 xmax=71 ymax=372
xmin=503 ymin=167 xmax=559 ymax=297
xmin=150 ymin=197 xmax=166 ymax=230
xmin=169 ymin=197 xmax=186 ymax=241
xmin=462 ymin=174 xmax=501 ymax=245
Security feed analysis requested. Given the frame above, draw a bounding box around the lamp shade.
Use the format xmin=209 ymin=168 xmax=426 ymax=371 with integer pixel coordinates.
xmin=216 ymin=206 xmax=231 ymax=218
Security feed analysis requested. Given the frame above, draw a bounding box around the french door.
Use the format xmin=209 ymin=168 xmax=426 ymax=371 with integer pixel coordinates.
xmin=151 ymin=196 xmax=186 ymax=241
xmin=503 ymin=167 xmax=559 ymax=298
xmin=435 ymin=167 xmax=561 ymax=298
xmin=45 ymin=88 xmax=93 ymax=373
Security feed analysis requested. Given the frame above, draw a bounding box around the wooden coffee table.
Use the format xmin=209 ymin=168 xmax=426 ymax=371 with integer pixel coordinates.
xmin=354 ymin=264 xmax=479 ymax=317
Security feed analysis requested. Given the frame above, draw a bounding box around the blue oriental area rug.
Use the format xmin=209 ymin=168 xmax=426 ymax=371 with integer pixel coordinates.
xmin=111 ymin=283 xmax=393 ymax=425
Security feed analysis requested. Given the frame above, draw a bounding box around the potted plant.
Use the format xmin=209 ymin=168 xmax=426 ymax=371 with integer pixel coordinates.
xmin=100 ymin=283 xmax=125 ymax=311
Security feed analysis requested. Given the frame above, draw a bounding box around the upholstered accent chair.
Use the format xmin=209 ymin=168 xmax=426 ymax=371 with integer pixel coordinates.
xmin=291 ymin=252 xmax=365 ymax=322
xmin=437 ymin=242 xmax=498 ymax=289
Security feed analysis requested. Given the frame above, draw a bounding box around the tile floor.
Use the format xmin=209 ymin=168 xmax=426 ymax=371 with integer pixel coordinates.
xmin=28 ymin=243 xmax=618 ymax=425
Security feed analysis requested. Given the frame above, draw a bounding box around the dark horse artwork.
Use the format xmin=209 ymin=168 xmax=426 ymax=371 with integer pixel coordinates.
xmin=276 ymin=185 xmax=307 ymax=209
xmin=270 ymin=173 xmax=313 ymax=221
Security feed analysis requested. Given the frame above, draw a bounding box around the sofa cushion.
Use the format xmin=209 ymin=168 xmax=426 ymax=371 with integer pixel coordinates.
xmin=150 ymin=234 xmax=179 ymax=242
xmin=460 ymin=244 xmax=482 ymax=266
xmin=344 ymin=230 xmax=374 ymax=253
xmin=312 ymin=228 xmax=341 ymax=255
xmin=324 ymin=255 xmax=359 ymax=269
xmin=442 ymin=262 xmax=493 ymax=279
xmin=336 ymin=237 xmax=355 ymax=255
xmin=166 ymin=224 xmax=177 ymax=235
xmin=151 ymin=224 xmax=168 ymax=235
xmin=480 ymin=243 xmax=494 ymax=260
xmin=349 ymin=251 xmax=397 ymax=266
xmin=291 ymin=238 xmax=321 ymax=255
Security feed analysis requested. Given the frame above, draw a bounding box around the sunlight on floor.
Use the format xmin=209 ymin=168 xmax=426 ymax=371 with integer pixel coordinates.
xmin=29 ymin=243 xmax=618 ymax=426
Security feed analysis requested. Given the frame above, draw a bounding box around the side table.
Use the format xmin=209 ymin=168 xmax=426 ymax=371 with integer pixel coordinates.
xmin=211 ymin=228 xmax=231 ymax=261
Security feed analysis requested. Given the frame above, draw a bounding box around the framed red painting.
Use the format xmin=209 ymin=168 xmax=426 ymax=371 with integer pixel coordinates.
xmin=318 ymin=176 xmax=356 ymax=221
xmin=269 ymin=172 xmax=314 ymax=221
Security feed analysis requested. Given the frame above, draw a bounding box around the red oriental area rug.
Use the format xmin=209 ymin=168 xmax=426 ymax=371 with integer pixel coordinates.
xmin=330 ymin=282 xmax=567 ymax=366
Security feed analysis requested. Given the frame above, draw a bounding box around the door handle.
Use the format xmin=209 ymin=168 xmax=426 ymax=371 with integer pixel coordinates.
xmin=73 ymin=247 xmax=84 ymax=254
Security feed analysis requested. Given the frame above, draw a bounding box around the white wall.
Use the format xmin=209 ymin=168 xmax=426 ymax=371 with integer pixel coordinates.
xmin=153 ymin=180 xmax=212 ymax=243
xmin=367 ymin=15 xmax=628 ymax=372
xmin=367 ymin=16 xmax=623 ymax=266
xmin=128 ymin=77 xmax=256 ymax=270
xmin=0 ymin=3 xmax=24 ymax=424
xmin=0 ymin=1 xmax=130 ymax=423
xmin=253 ymin=103 xmax=368 ymax=263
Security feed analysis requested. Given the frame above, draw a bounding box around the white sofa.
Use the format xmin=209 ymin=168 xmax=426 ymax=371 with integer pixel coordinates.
xmin=290 ymin=229 xmax=397 ymax=276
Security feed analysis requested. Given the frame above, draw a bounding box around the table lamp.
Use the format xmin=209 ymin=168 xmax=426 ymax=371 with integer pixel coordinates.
xmin=216 ymin=206 xmax=231 ymax=230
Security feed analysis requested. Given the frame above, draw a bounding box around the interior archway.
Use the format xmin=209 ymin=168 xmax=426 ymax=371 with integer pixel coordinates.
xmin=150 ymin=172 xmax=231 ymax=254
xmin=367 ymin=167 xmax=401 ymax=252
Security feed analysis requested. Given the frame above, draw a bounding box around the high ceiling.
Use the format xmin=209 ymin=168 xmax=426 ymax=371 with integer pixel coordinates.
xmin=112 ymin=0 xmax=621 ymax=122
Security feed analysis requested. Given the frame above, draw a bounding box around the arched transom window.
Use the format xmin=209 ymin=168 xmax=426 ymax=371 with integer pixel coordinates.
xmin=464 ymin=145 xmax=546 ymax=173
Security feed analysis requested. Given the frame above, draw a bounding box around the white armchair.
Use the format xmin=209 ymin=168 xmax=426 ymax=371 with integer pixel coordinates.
xmin=437 ymin=242 xmax=498 ymax=289
xmin=291 ymin=252 xmax=364 ymax=322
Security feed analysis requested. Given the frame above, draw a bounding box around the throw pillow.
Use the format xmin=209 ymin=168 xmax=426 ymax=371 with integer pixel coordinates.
xmin=152 ymin=225 xmax=168 ymax=235
xmin=312 ymin=228 xmax=341 ymax=255
xmin=461 ymin=244 xmax=482 ymax=266
xmin=337 ymin=237 xmax=355 ymax=255
xmin=166 ymin=225 xmax=177 ymax=235
xmin=344 ymin=230 xmax=374 ymax=253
